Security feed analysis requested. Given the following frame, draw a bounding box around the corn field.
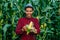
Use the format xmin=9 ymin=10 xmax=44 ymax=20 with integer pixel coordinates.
xmin=0 ymin=0 xmax=60 ymax=40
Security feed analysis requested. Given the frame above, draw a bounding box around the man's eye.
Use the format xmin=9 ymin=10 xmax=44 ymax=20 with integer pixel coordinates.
xmin=26 ymin=10 xmax=29 ymax=12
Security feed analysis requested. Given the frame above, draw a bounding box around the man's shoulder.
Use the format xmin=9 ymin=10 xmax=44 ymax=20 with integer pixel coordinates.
xmin=18 ymin=17 xmax=25 ymax=21
xmin=32 ymin=17 xmax=38 ymax=21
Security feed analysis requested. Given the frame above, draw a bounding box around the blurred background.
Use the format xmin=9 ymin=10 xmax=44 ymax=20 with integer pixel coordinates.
xmin=0 ymin=0 xmax=60 ymax=40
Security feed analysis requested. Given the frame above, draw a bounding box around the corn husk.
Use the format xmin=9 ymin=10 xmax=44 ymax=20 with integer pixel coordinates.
xmin=26 ymin=21 xmax=34 ymax=35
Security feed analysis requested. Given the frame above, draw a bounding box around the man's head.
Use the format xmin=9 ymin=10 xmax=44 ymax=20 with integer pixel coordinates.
xmin=24 ymin=4 xmax=34 ymax=17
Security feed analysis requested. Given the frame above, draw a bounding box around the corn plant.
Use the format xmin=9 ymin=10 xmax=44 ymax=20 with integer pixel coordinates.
xmin=0 ymin=0 xmax=60 ymax=40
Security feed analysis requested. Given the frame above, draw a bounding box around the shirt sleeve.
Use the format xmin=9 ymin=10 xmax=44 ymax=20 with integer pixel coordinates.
xmin=15 ymin=18 xmax=24 ymax=35
xmin=34 ymin=19 xmax=40 ymax=34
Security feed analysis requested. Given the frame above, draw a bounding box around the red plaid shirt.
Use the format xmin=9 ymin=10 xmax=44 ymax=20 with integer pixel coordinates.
xmin=15 ymin=17 xmax=40 ymax=40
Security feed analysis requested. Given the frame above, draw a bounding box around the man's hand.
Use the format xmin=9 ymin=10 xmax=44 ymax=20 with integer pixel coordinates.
xmin=22 ymin=26 xmax=27 ymax=31
xmin=30 ymin=27 xmax=37 ymax=34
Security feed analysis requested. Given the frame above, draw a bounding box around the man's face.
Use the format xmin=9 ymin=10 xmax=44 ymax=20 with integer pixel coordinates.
xmin=25 ymin=8 xmax=33 ymax=16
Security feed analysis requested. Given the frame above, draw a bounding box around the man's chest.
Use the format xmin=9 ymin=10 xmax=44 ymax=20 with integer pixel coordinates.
xmin=21 ymin=19 xmax=35 ymax=27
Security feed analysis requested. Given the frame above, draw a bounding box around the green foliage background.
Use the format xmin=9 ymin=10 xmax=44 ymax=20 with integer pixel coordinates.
xmin=0 ymin=0 xmax=60 ymax=40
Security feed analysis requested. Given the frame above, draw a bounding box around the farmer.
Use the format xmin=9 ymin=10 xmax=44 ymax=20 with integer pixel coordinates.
xmin=15 ymin=3 xmax=40 ymax=40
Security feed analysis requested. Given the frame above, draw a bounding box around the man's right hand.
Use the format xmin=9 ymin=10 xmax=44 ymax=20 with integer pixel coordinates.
xmin=22 ymin=26 xmax=27 ymax=31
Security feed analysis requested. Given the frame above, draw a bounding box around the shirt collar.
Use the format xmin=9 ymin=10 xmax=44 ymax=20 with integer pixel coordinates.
xmin=25 ymin=16 xmax=33 ymax=19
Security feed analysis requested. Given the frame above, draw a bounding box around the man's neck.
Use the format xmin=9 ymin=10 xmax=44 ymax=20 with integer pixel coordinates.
xmin=26 ymin=15 xmax=32 ymax=18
